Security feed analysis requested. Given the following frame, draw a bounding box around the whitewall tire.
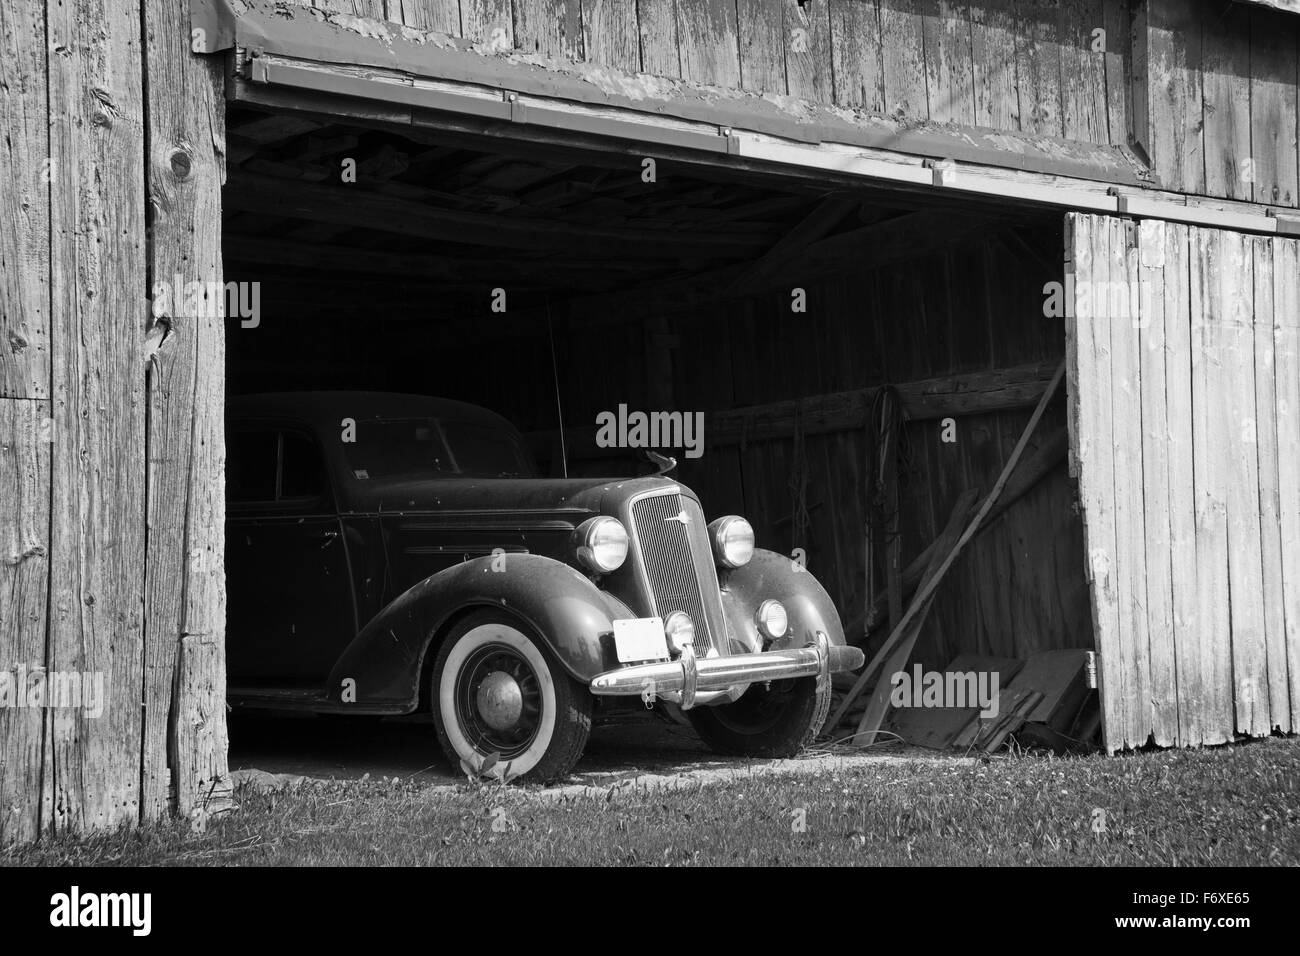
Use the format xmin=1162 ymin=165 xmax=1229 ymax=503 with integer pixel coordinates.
xmin=431 ymin=610 xmax=592 ymax=783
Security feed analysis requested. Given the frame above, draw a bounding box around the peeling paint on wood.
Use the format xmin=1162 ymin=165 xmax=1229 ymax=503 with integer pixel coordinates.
xmin=829 ymin=0 xmax=884 ymax=112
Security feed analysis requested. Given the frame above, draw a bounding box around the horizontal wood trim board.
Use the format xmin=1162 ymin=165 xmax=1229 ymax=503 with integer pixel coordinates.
xmin=214 ymin=18 xmax=1283 ymax=233
xmin=202 ymin=0 xmax=1145 ymax=185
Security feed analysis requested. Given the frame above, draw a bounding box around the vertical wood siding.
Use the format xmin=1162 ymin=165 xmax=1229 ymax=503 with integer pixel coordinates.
xmin=1067 ymin=213 xmax=1299 ymax=750
xmin=0 ymin=0 xmax=229 ymax=842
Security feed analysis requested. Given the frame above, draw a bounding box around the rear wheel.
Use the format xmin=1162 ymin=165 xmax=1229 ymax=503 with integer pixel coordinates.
xmin=687 ymin=676 xmax=827 ymax=757
xmin=431 ymin=610 xmax=591 ymax=783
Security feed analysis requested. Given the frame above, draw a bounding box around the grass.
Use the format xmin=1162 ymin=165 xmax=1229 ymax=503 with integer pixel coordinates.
xmin=5 ymin=737 xmax=1299 ymax=866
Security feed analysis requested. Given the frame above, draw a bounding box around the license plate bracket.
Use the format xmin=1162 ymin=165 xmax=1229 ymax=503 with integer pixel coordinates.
xmin=612 ymin=617 xmax=669 ymax=663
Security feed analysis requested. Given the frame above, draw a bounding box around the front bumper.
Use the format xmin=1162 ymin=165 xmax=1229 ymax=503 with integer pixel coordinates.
xmin=588 ymin=631 xmax=864 ymax=710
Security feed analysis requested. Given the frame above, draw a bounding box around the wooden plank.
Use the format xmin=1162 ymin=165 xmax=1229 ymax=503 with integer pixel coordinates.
xmin=1064 ymin=214 xmax=1124 ymax=751
xmin=0 ymin=0 xmax=49 ymax=399
xmin=1019 ymin=649 xmax=1091 ymax=727
xmin=786 ymin=0 xmax=834 ymax=103
xmin=1219 ymin=229 xmax=1270 ymax=736
xmin=887 ymin=654 xmax=1025 ymax=748
xmin=514 ymin=0 xmax=585 ymax=60
xmin=141 ymin=0 xmax=231 ymax=825
xmin=637 ymin=0 xmax=681 ymax=76
xmin=314 ymin=0 xmax=386 ymax=16
xmin=460 ymin=0 xmax=513 ymax=49
xmin=1190 ymin=226 xmax=1234 ymax=743
xmin=699 ymin=361 xmax=1058 ymax=446
xmin=580 ymin=0 xmax=639 ymax=72
xmin=676 ymin=0 xmax=741 ymax=88
xmin=829 ymin=0 xmax=884 ymax=112
xmin=852 ymin=489 xmax=981 ymax=744
xmin=1201 ymin=3 xmax=1253 ymax=200
xmin=880 ymin=0 xmax=929 ymax=118
xmin=1058 ymin=0 xmax=1107 ymax=143
xmin=1251 ymin=237 xmax=1290 ymax=732
xmin=0 ymin=398 xmax=50 ymax=843
xmin=1109 ymin=217 xmax=1149 ymax=748
xmin=1101 ymin=0 xmax=1130 ymax=145
xmin=980 ymin=689 xmax=1043 ymax=751
xmin=970 ymin=0 xmax=1021 ymax=130
xmin=388 ymin=0 xmax=463 ymax=34
xmin=1015 ymin=0 xmax=1064 ymax=136
xmin=737 ymin=0 xmax=787 ymax=93
xmin=1144 ymin=0 xmax=1206 ymax=194
xmin=1163 ymin=222 xmax=1202 ymax=746
xmin=1273 ymin=238 xmax=1300 ymax=732
xmin=1249 ymin=8 xmax=1300 ymax=207
xmin=46 ymin=0 xmax=147 ymax=832
xmin=923 ymin=0 xmax=976 ymax=125
xmin=1136 ymin=219 xmax=1178 ymax=746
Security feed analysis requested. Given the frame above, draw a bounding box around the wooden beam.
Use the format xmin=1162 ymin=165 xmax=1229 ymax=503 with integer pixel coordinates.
xmin=721 ymin=196 xmax=859 ymax=295
xmin=222 ymin=237 xmax=681 ymax=278
xmin=554 ymin=209 xmax=995 ymax=328
xmin=527 ymin=362 xmax=1060 ymax=454
xmin=224 ymin=172 xmax=773 ymax=257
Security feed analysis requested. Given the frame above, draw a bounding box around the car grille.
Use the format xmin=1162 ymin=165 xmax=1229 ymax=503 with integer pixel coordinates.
xmin=630 ymin=491 xmax=727 ymax=657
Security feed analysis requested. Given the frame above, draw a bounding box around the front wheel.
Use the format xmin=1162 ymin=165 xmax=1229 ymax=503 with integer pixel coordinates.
xmin=431 ymin=610 xmax=592 ymax=783
xmin=687 ymin=677 xmax=828 ymax=757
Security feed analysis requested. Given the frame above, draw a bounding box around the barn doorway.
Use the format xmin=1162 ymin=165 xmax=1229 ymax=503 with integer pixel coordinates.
xmin=220 ymin=101 xmax=1093 ymax=753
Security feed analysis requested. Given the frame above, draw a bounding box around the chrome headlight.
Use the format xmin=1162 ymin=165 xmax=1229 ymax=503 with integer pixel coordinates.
xmin=756 ymin=599 xmax=788 ymax=640
xmin=664 ymin=611 xmax=695 ymax=654
xmin=707 ymin=515 xmax=754 ymax=569
xmin=573 ymin=516 xmax=629 ymax=573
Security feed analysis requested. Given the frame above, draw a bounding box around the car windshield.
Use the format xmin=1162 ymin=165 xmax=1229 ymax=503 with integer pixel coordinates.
xmin=343 ymin=417 xmax=536 ymax=480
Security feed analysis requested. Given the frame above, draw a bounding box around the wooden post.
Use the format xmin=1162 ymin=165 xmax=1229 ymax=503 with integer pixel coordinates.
xmin=141 ymin=0 xmax=232 ymax=824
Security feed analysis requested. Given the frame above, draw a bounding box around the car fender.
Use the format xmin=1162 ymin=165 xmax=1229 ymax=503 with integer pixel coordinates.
xmin=719 ymin=547 xmax=846 ymax=653
xmin=325 ymin=553 xmax=631 ymax=712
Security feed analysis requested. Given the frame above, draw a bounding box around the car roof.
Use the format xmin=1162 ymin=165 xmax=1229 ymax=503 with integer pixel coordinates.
xmin=227 ymin=391 xmax=521 ymax=434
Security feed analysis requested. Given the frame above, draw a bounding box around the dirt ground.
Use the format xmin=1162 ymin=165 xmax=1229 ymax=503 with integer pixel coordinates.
xmin=227 ymin=710 xmax=955 ymax=794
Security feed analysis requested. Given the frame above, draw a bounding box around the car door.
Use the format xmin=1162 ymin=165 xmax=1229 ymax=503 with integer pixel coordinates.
xmin=226 ymin=424 xmax=356 ymax=689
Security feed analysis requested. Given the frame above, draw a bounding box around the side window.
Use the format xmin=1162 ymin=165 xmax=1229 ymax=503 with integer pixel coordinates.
xmin=227 ymin=427 xmax=330 ymax=506
xmin=227 ymin=431 xmax=278 ymax=504
xmin=280 ymin=431 xmax=327 ymax=500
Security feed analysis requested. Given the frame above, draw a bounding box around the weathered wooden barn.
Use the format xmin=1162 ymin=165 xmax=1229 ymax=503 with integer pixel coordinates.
xmin=1 ymin=0 xmax=1297 ymax=840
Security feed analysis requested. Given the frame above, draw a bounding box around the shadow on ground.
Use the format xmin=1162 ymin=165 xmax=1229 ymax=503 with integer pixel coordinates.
xmin=228 ymin=710 xmax=723 ymax=788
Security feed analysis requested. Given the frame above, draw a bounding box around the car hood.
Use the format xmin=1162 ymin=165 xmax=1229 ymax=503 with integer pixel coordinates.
xmin=340 ymin=474 xmax=690 ymax=517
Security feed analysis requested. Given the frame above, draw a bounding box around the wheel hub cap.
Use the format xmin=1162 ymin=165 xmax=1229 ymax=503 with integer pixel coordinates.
xmin=476 ymin=670 xmax=524 ymax=731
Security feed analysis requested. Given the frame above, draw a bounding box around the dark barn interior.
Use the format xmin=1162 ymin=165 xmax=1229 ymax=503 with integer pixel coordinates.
xmin=222 ymin=103 xmax=1092 ymax=710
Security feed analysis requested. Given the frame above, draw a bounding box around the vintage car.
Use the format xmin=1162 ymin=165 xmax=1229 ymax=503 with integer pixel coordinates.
xmin=226 ymin=392 xmax=864 ymax=781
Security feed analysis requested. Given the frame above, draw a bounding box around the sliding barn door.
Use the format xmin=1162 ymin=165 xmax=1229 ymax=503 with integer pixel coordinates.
xmin=1066 ymin=214 xmax=1300 ymax=751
